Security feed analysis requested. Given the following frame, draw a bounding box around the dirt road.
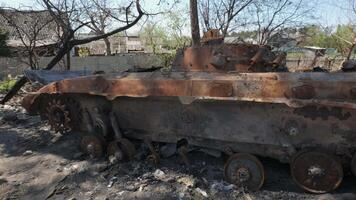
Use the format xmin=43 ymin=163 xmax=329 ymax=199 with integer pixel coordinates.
xmin=0 ymin=94 xmax=355 ymax=200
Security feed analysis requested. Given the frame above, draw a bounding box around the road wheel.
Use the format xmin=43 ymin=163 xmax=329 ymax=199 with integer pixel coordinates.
xmin=224 ymin=153 xmax=265 ymax=191
xmin=81 ymin=134 xmax=105 ymax=159
xmin=291 ymin=151 xmax=343 ymax=194
xmin=107 ymin=138 xmax=136 ymax=162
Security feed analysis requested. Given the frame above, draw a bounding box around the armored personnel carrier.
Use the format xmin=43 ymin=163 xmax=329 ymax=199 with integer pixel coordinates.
xmin=21 ymin=40 xmax=356 ymax=194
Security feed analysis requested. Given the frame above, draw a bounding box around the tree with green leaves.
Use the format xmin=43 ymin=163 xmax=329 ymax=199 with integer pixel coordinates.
xmin=300 ymin=25 xmax=355 ymax=56
xmin=139 ymin=22 xmax=168 ymax=54
xmin=299 ymin=25 xmax=330 ymax=47
xmin=332 ymin=25 xmax=356 ymax=56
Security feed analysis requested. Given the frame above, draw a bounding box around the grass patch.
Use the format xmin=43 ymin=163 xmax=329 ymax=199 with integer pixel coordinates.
xmin=0 ymin=78 xmax=16 ymax=92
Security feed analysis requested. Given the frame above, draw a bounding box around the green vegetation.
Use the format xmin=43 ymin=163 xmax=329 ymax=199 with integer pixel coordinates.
xmin=139 ymin=22 xmax=169 ymax=54
xmin=0 ymin=29 xmax=10 ymax=57
xmin=300 ymin=25 xmax=355 ymax=55
xmin=166 ymin=12 xmax=191 ymax=50
xmin=139 ymin=10 xmax=191 ymax=55
xmin=0 ymin=78 xmax=17 ymax=92
xmin=158 ymin=53 xmax=176 ymax=68
xmin=139 ymin=13 xmax=191 ymax=68
xmin=234 ymin=25 xmax=355 ymax=58
xmin=78 ymin=47 xmax=90 ymax=57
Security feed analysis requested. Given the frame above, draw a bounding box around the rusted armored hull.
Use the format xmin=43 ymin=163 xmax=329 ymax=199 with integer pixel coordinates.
xmin=112 ymin=96 xmax=356 ymax=162
xmin=22 ymin=68 xmax=356 ymax=193
xmin=23 ymin=72 xmax=356 ymax=171
xmin=23 ymin=71 xmax=356 ymax=111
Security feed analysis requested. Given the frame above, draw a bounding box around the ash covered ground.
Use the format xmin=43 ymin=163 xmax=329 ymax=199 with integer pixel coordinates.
xmin=0 ymin=93 xmax=356 ymax=200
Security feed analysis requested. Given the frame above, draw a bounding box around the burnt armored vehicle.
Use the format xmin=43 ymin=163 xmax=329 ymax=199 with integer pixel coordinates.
xmin=21 ymin=42 xmax=356 ymax=194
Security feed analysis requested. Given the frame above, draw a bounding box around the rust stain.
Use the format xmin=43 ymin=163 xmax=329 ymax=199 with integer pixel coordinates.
xmin=294 ymin=106 xmax=351 ymax=121
xmin=349 ymin=88 xmax=356 ymax=99
xmin=291 ymin=85 xmax=316 ymax=100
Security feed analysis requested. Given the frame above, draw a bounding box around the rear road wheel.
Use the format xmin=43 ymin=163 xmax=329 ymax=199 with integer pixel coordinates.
xmin=291 ymin=151 xmax=343 ymax=194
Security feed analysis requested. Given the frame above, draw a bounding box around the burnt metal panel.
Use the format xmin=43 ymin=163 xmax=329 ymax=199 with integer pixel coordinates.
xmin=23 ymin=72 xmax=356 ymax=113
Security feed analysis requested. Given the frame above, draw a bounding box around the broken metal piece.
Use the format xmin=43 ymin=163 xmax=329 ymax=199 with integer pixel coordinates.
xmin=272 ymin=52 xmax=287 ymax=67
xmin=91 ymin=109 xmax=109 ymax=138
xmin=224 ymin=147 xmax=234 ymax=156
xmin=291 ymin=151 xmax=343 ymax=194
xmin=145 ymin=139 xmax=160 ymax=165
xmin=199 ymin=148 xmax=222 ymax=158
xmin=118 ymin=138 xmax=136 ymax=160
xmin=224 ymin=153 xmax=265 ymax=191
xmin=110 ymin=112 xmax=123 ymax=139
xmin=210 ymin=53 xmax=227 ymax=69
xmin=107 ymin=138 xmax=136 ymax=162
xmin=160 ymin=143 xmax=177 ymax=158
xmin=342 ymin=60 xmax=356 ymax=72
xmin=250 ymin=47 xmax=268 ymax=65
xmin=351 ymin=153 xmax=356 ymax=177
xmin=178 ymin=145 xmax=190 ymax=166
xmin=82 ymin=108 xmax=94 ymax=133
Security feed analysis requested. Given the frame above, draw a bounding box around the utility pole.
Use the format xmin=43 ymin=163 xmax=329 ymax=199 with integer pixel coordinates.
xmin=190 ymin=0 xmax=201 ymax=46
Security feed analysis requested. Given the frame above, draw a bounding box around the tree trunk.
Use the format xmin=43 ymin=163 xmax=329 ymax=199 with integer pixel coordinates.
xmin=29 ymin=53 xmax=34 ymax=70
xmin=0 ymin=5 xmax=144 ymax=104
xmin=66 ymin=52 xmax=71 ymax=70
xmin=103 ymin=37 xmax=112 ymax=55
xmin=190 ymin=0 xmax=201 ymax=46
xmin=0 ymin=76 xmax=28 ymax=104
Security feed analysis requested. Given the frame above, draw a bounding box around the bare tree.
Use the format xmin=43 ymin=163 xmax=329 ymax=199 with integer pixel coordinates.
xmin=341 ymin=0 xmax=356 ymax=21
xmin=80 ymin=0 xmax=128 ymax=55
xmin=250 ymin=0 xmax=314 ymax=45
xmin=199 ymin=0 xmax=253 ymax=37
xmin=1 ymin=0 xmax=145 ymax=104
xmin=0 ymin=9 xmax=57 ymax=69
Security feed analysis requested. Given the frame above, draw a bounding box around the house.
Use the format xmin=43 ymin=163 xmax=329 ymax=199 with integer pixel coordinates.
xmin=75 ymin=31 xmax=145 ymax=56
xmin=0 ymin=9 xmax=60 ymax=56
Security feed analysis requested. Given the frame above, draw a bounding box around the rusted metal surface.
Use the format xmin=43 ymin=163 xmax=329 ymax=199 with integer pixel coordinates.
xmin=22 ymin=72 xmax=356 ymax=114
xmin=172 ymin=44 xmax=284 ymax=72
xmin=291 ymin=151 xmax=343 ymax=193
xmin=21 ymin=43 xmax=356 ymax=193
xmin=201 ymin=29 xmax=224 ymax=45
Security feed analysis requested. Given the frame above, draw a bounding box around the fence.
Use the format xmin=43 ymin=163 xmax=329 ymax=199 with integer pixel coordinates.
xmin=287 ymin=58 xmax=345 ymax=72
xmin=0 ymin=53 xmax=164 ymax=80
xmin=0 ymin=55 xmax=348 ymax=80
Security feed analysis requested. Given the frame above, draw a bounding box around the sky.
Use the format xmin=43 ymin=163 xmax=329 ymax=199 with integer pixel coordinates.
xmin=315 ymin=0 xmax=354 ymax=26
xmin=0 ymin=0 xmax=353 ymax=30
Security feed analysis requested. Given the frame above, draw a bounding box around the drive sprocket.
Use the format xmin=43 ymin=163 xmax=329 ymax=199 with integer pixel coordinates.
xmin=45 ymin=99 xmax=72 ymax=134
